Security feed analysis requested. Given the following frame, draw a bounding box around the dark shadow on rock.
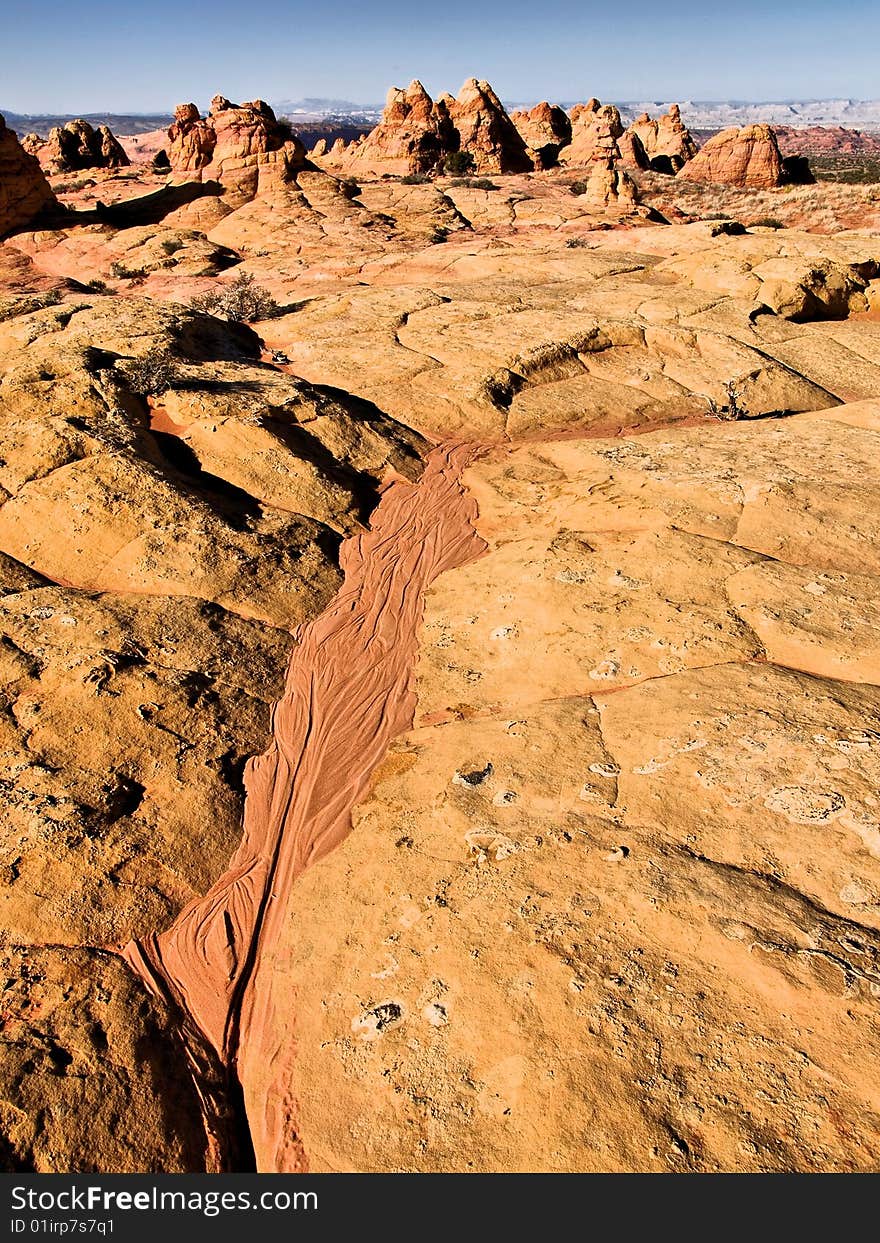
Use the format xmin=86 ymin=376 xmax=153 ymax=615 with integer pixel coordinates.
xmin=174 ymin=316 xmax=262 ymax=363
xmin=149 ymin=429 xmax=263 ymax=530
xmin=96 ymin=180 xmax=226 ymax=226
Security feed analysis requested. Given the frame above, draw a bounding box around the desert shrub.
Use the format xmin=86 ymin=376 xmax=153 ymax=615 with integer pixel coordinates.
xmin=429 ymin=226 xmax=449 ymax=244
xmin=568 ymin=180 xmax=589 ymax=196
xmin=401 ymin=172 xmax=431 ymax=185
xmin=190 ymin=271 xmax=280 ymax=322
xmin=85 ymin=279 xmax=112 ymax=294
xmin=443 ymin=151 xmax=476 ymax=176
xmin=120 ymin=348 xmax=178 ymax=397
xmin=565 ymin=236 xmax=593 ymax=248
xmin=448 ymin=177 xmax=499 ymax=190
xmin=706 ymin=379 xmax=749 ymax=421
xmin=160 ymin=239 xmax=184 ymax=255
xmin=109 ymin=260 xmax=147 ymax=281
xmin=750 ymin=216 xmax=784 ymax=229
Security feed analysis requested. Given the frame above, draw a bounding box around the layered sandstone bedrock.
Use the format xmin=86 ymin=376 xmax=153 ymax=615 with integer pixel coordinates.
xmin=679 ymin=123 xmax=786 ymax=188
xmin=1 ymin=119 xmax=880 ymax=1173
xmin=265 ymin=401 xmax=880 ymax=1174
xmin=0 ymin=114 xmax=56 ymax=237
xmin=628 ymin=103 xmax=698 ymax=173
xmin=29 ymin=118 xmax=131 ymax=172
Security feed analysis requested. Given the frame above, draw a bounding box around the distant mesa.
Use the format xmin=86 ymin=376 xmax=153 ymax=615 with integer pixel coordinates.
xmin=23 ymin=118 xmax=130 ymax=173
xmin=0 ymin=112 xmax=56 ymax=237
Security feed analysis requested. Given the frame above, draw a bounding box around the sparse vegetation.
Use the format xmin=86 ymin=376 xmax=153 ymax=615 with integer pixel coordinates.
xmin=568 ymin=180 xmax=589 ymax=196
xmin=190 ymin=271 xmax=280 ymax=322
xmin=448 ymin=177 xmax=499 ymax=191
xmin=429 ymin=226 xmax=449 ymax=244
xmin=809 ymin=153 xmax=880 ymax=184
xmin=706 ymin=379 xmax=749 ymax=420
xmin=109 ymin=260 xmax=147 ymax=281
xmin=120 ymin=347 xmax=178 ymax=397
xmin=160 ymin=239 xmax=184 ymax=255
xmin=400 ymin=172 xmax=432 ymax=185
xmin=442 ymin=151 xmax=476 ymax=176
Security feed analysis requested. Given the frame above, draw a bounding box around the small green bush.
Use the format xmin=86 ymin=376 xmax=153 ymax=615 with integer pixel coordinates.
xmin=401 ymin=172 xmax=432 ymax=185
xmin=448 ymin=177 xmax=499 ymax=191
xmin=443 ymin=150 xmax=476 ymax=176
xmin=109 ymin=260 xmax=147 ymax=281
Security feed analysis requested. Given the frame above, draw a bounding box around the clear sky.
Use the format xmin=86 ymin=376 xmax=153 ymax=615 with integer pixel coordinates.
xmin=4 ymin=0 xmax=879 ymax=113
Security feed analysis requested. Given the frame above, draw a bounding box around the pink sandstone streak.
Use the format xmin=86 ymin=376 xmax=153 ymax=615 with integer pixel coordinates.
xmin=122 ymin=442 xmax=487 ymax=1169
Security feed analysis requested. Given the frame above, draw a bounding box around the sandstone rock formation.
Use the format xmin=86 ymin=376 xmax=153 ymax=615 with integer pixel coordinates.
xmin=0 ymin=114 xmax=55 ymax=237
xmin=617 ymin=128 xmax=649 ymax=170
xmin=582 ymin=156 xmax=639 ymax=208
xmin=335 ymin=78 xmax=531 ymax=176
xmin=166 ymin=102 xmax=217 ymax=171
xmin=32 ymin=119 xmax=131 ymax=172
xmin=510 ymin=101 xmax=572 ymax=166
xmin=562 ymin=99 xmax=624 ymax=165
xmin=628 ymin=103 xmax=697 ymax=173
xmin=679 ymin=123 xmax=786 ymax=188
xmin=448 ymin=79 xmax=532 ymax=174
xmin=2 ymin=90 xmax=879 ymax=1175
xmin=336 ymin=80 xmax=458 ymax=176
xmin=166 ymin=97 xmax=307 ymax=205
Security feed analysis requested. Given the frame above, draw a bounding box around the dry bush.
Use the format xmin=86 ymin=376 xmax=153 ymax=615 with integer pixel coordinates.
xmin=191 ymin=272 xmax=279 ymax=322
xmin=120 ymin=348 xmax=178 ymax=396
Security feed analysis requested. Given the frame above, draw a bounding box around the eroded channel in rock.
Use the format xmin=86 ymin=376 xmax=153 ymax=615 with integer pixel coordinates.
xmin=122 ymin=442 xmax=487 ymax=1170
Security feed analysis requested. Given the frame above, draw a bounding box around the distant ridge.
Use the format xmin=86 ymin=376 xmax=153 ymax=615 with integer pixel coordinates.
xmin=2 ymin=111 xmax=172 ymax=138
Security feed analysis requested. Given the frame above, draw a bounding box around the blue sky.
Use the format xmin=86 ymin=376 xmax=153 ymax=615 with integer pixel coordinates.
xmin=5 ymin=0 xmax=879 ymax=113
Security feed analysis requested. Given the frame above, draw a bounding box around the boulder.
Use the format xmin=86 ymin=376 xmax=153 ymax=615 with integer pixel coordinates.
xmin=679 ymin=124 xmax=785 ymax=188
xmin=0 ymin=114 xmax=56 ymax=237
